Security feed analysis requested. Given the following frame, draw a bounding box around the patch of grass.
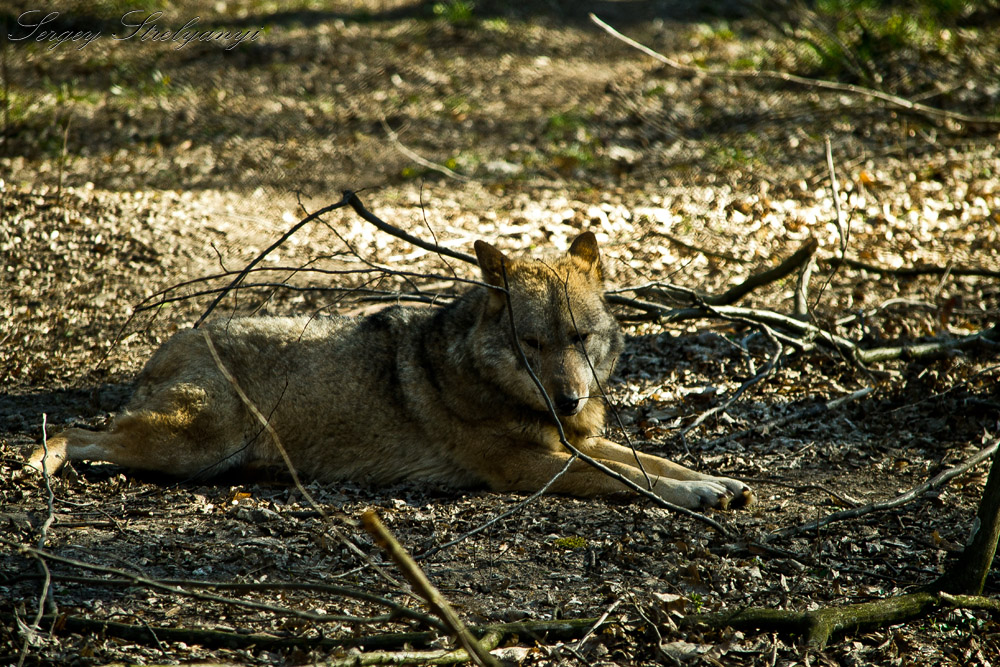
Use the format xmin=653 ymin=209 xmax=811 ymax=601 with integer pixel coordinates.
xmin=108 ymin=64 xmax=172 ymax=99
xmin=544 ymin=111 xmax=588 ymax=142
xmin=42 ymin=78 xmax=100 ymax=107
xmin=793 ymin=0 xmax=976 ymax=82
xmin=432 ymin=0 xmax=476 ymax=26
xmin=707 ymin=144 xmax=758 ymax=170
xmin=692 ymin=21 xmax=737 ymax=46
xmin=553 ymin=536 xmax=587 ymax=549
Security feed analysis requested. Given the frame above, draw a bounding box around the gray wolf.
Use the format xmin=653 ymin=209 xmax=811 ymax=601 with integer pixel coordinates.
xmin=25 ymin=233 xmax=753 ymax=510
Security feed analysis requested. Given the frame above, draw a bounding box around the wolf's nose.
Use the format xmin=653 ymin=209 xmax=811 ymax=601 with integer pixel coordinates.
xmin=556 ymin=394 xmax=582 ymax=415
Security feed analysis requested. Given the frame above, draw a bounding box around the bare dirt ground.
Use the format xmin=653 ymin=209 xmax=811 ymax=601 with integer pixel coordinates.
xmin=2 ymin=1 xmax=1000 ymax=665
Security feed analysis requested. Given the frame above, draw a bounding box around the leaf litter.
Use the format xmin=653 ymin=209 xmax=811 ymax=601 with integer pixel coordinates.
xmin=2 ymin=2 xmax=1000 ymax=664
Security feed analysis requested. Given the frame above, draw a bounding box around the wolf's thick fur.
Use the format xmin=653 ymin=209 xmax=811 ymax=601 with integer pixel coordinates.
xmin=26 ymin=233 xmax=753 ymax=510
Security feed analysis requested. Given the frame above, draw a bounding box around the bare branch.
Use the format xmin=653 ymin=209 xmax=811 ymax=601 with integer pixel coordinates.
xmin=704 ymin=238 xmax=819 ymax=306
xmin=195 ymin=195 xmax=353 ymax=327
xmin=590 ymin=13 xmax=1000 ymax=128
xmin=344 ymin=191 xmax=477 ymax=265
xmin=362 ymin=510 xmax=501 ymax=667
xmin=417 ymin=454 xmax=579 ymax=561
xmin=631 ymin=239 xmax=818 ymax=308
xmin=18 ymin=414 xmax=57 ymax=667
xmin=607 ymin=297 xmax=999 ymax=365
xmin=4 ymin=612 xmax=612 ymax=655
xmin=698 ymin=386 xmax=874 ymax=451
xmin=1 ymin=538 xmax=438 ymax=629
xmin=15 ymin=573 xmax=443 ymax=631
xmin=766 ymin=436 xmax=1000 ymax=542
xmin=380 ymin=115 xmax=472 ymax=182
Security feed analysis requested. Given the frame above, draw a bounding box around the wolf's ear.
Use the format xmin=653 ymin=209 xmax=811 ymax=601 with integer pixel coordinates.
xmin=474 ymin=240 xmax=508 ymax=289
xmin=568 ymin=232 xmax=602 ymax=277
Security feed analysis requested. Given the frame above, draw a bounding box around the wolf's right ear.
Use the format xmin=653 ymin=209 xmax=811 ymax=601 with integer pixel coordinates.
xmin=568 ymin=231 xmax=604 ymax=279
xmin=474 ymin=240 xmax=509 ymax=290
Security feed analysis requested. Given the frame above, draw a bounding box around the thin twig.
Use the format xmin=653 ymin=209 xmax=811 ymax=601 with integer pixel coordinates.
xmin=753 ymin=478 xmax=863 ymax=507
xmin=362 ymin=511 xmax=501 ymax=667
xmin=498 ymin=263 xmax=734 ymax=536
xmin=608 ymin=297 xmax=1000 ymax=364
xmin=574 ymin=598 xmax=622 ymax=650
xmin=826 ymin=136 xmax=847 ymax=259
xmin=345 ymin=191 xmax=477 ymax=265
xmin=678 ymin=308 xmax=786 ymax=443
xmin=590 ymin=13 xmax=1000 ymax=127
xmin=1 ymin=538 xmax=437 ymax=629
xmin=18 ymin=414 xmax=57 ymax=667
xmin=55 ymin=116 xmax=71 ymax=205
xmin=697 ymin=386 xmax=874 ymax=451
xmin=200 ymin=328 xmax=405 ymax=587
xmin=200 ymin=330 xmax=319 ymax=509
xmin=2 ymin=612 xmax=611 ymax=654
xmin=13 ymin=573 xmax=440 ymax=630
xmin=381 ymin=114 xmax=472 ymax=182
xmin=135 ymin=282 xmax=453 ymax=314
xmin=195 ymin=195 xmax=353 ymax=326
xmin=418 ymin=454 xmax=580 ymax=561
xmin=824 ymin=256 xmax=1000 ymax=279
xmin=766 ymin=436 xmax=1000 ymax=541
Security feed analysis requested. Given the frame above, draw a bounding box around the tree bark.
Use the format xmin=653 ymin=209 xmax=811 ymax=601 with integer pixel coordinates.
xmin=935 ymin=445 xmax=1000 ymax=595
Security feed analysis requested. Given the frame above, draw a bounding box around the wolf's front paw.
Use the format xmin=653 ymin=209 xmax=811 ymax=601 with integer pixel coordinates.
xmin=711 ymin=476 xmax=755 ymax=508
xmin=655 ymin=479 xmax=734 ymax=510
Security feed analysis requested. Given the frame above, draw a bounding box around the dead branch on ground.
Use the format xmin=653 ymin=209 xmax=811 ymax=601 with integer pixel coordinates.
xmin=688 ymin=440 xmax=1000 ymax=648
xmin=0 ymin=611 xmax=612 ymax=655
xmin=1 ymin=538 xmax=440 ymax=630
xmin=417 ymin=454 xmax=580 ymax=560
xmin=18 ymin=414 xmax=56 ymax=667
xmin=626 ymin=238 xmax=817 ymax=308
xmin=610 ymin=296 xmax=1000 ymax=365
xmin=706 ymin=238 xmax=819 ymax=307
xmin=697 ymin=386 xmax=874 ymax=450
xmin=362 ymin=510 xmax=500 ymax=667
xmin=590 ymin=14 xmax=1000 ymax=128
xmin=766 ymin=436 xmax=999 ymax=541
xmin=195 ymin=195 xmax=354 ymax=327
xmin=682 ymin=590 xmax=1000 ymax=650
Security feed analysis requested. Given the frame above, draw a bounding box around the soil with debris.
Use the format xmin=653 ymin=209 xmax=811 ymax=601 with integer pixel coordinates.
xmin=2 ymin=2 xmax=1000 ymax=665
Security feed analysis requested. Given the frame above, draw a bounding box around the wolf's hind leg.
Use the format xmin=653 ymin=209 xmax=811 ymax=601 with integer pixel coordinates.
xmin=25 ymin=402 xmax=244 ymax=479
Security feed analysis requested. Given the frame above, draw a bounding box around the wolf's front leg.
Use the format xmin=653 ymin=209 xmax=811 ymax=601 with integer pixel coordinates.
xmin=482 ymin=450 xmax=738 ymax=510
xmin=579 ymin=438 xmax=755 ymax=508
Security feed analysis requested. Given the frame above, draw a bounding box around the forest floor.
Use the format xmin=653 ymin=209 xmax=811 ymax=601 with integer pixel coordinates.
xmin=2 ymin=1 xmax=1000 ymax=665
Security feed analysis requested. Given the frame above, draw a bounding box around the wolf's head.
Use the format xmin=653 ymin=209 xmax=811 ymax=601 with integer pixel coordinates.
xmin=472 ymin=232 xmax=624 ymax=423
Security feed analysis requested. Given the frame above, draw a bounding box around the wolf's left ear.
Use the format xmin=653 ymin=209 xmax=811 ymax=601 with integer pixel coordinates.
xmin=568 ymin=231 xmax=603 ymax=277
xmin=474 ymin=240 xmax=508 ymax=289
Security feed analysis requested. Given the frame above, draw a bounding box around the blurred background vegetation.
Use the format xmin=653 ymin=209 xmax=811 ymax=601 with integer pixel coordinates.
xmin=1 ymin=0 xmax=998 ymax=200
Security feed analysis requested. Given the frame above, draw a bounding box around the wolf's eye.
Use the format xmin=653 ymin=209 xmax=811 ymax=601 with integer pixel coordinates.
xmin=522 ymin=336 xmax=543 ymax=351
xmin=571 ymin=332 xmax=590 ymax=345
